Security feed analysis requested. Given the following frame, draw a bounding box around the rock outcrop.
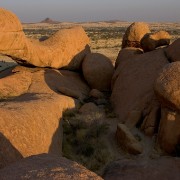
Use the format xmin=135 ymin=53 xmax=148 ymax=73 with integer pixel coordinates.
xmin=157 ymin=108 xmax=180 ymax=154
xmin=0 ymin=66 xmax=90 ymax=168
xmin=0 ymin=8 xmax=90 ymax=70
xmin=82 ymin=53 xmax=114 ymax=91
xmin=122 ymin=22 xmax=150 ymax=49
xmin=111 ymin=49 xmax=169 ymax=135
xmin=103 ymin=157 xmax=180 ymax=180
xmin=0 ymin=154 xmax=102 ymax=180
xmin=154 ymin=62 xmax=180 ymax=153
xmin=154 ymin=62 xmax=180 ymax=110
xmin=141 ymin=31 xmax=171 ymax=52
xmin=165 ymin=38 xmax=180 ymax=62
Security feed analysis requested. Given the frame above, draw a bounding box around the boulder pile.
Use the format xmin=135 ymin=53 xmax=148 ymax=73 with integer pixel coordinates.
xmin=112 ymin=21 xmax=180 ymax=155
xmin=0 ymin=7 xmax=180 ymax=180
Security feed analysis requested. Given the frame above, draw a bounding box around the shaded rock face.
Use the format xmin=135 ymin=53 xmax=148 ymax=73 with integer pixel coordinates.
xmin=82 ymin=53 xmax=114 ymax=91
xmin=0 ymin=154 xmax=102 ymax=180
xmin=141 ymin=31 xmax=171 ymax=52
xmin=154 ymin=62 xmax=180 ymax=111
xmin=0 ymin=8 xmax=90 ymax=70
xmin=103 ymin=157 xmax=180 ymax=180
xmin=89 ymin=89 xmax=105 ymax=99
xmin=122 ymin=22 xmax=150 ymax=49
xmin=158 ymin=108 xmax=180 ymax=154
xmin=165 ymin=38 xmax=180 ymax=62
xmin=116 ymin=124 xmax=143 ymax=154
xmin=115 ymin=47 xmax=143 ymax=69
xmin=0 ymin=66 xmax=90 ymax=168
xmin=111 ymin=49 xmax=169 ymax=134
xmin=79 ymin=102 xmax=100 ymax=115
xmin=154 ymin=62 xmax=180 ymax=153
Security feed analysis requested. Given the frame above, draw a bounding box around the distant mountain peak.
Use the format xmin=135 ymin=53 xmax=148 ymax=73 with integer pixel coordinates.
xmin=40 ymin=18 xmax=60 ymax=24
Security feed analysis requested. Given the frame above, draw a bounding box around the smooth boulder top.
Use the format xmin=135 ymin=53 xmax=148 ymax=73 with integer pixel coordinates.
xmin=122 ymin=22 xmax=151 ymax=49
xmin=0 ymin=154 xmax=103 ymax=180
xmin=0 ymin=8 xmax=22 ymax=31
xmin=154 ymin=62 xmax=180 ymax=111
xmin=82 ymin=53 xmax=114 ymax=91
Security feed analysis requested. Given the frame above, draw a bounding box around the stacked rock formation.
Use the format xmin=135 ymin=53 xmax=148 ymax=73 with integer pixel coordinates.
xmin=121 ymin=22 xmax=171 ymax=51
xmin=1 ymin=7 xmax=180 ymax=179
xmin=112 ymin=21 xmax=180 ymax=155
xmin=0 ymin=7 xmax=115 ymax=178
xmin=0 ymin=66 xmax=90 ymax=168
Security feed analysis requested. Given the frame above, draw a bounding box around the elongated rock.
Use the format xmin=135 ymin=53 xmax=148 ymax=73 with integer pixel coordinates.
xmin=0 ymin=8 xmax=90 ymax=70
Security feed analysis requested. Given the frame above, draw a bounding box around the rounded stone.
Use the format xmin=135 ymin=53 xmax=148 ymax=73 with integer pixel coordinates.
xmin=82 ymin=53 xmax=114 ymax=91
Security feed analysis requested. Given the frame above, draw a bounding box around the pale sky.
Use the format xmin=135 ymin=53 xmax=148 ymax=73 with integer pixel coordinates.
xmin=1 ymin=0 xmax=180 ymax=23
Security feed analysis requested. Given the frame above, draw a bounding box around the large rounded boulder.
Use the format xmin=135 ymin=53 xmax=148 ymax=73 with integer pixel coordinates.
xmin=0 ymin=154 xmax=102 ymax=180
xmin=154 ymin=62 xmax=180 ymax=111
xmin=0 ymin=66 xmax=90 ymax=168
xmin=82 ymin=53 xmax=114 ymax=91
xmin=111 ymin=49 xmax=168 ymax=123
xmin=154 ymin=62 xmax=180 ymax=153
xmin=122 ymin=22 xmax=150 ymax=49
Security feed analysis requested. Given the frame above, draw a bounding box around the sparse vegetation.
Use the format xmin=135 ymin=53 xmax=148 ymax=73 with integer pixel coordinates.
xmin=22 ymin=22 xmax=180 ymax=63
xmin=62 ymin=109 xmax=112 ymax=174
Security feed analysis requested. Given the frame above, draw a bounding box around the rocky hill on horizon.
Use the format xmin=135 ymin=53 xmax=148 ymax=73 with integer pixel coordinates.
xmin=40 ymin=17 xmax=60 ymax=24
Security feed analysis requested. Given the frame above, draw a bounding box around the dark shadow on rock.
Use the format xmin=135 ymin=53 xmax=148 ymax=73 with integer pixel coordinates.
xmin=0 ymin=133 xmax=23 ymax=169
xmin=44 ymin=68 xmax=89 ymax=156
xmin=39 ymin=36 xmax=49 ymax=42
xmin=0 ymin=61 xmax=17 ymax=72
xmin=103 ymin=157 xmax=180 ymax=180
xmin=0 ymin=93 xmax=41 ymax=103
xmin=60 ymin=45 xmax=90 ymax=71
xmin=44 ymin=69 xmax=78 ymax=155
xmin=48 ymin=119 xmax=63 ymax=156
xmin=44 ymin=69 xmax=64 ymax=94
xmin=44 ymin=68 xmax=89 ymax=100
xmin=0 ymin=66 xmax=16 ymax=79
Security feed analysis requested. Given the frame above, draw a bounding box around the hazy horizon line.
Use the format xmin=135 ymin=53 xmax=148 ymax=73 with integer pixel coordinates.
xmin=22 ymin=17 xmax=180 ymax=24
